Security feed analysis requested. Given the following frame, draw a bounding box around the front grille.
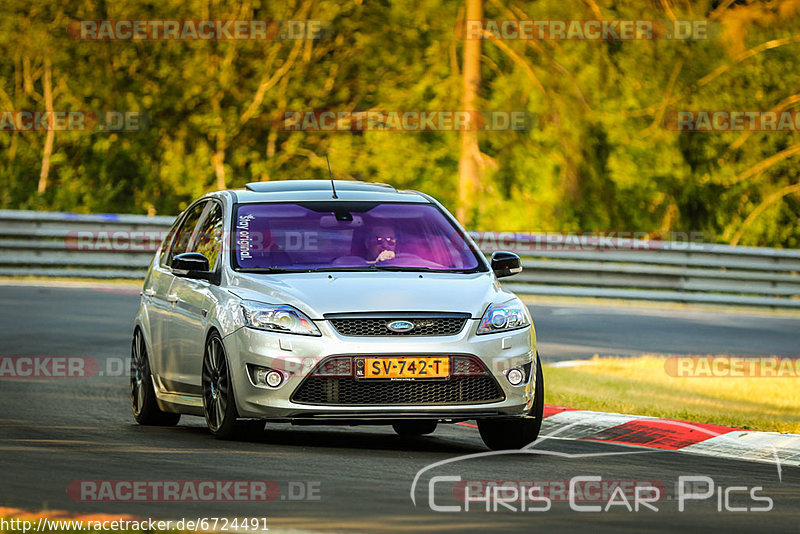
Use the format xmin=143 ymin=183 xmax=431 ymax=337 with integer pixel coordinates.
xmin=291 ymin=375 xmax=505 ymax=405
xmin=327 ymin=315 xmax=468 ymax=337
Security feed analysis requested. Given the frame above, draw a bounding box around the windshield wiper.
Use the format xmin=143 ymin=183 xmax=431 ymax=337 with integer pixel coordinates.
xmin=240 ymin=265 xmax=472 ymax=274
xmin=368 ymin=265 xmax=435 ymax=272
xmin=241 ymin=266 xmax=380 ymax=274
xmin=237 ymin=267 xmax=309 ymax=274
xmin=312 ymin=265 xmax=442 ymax=273
xmin=309 ymin=267 xmax=376 ymax=273
xmin=373 ymin=265 xmax=484 ymax=273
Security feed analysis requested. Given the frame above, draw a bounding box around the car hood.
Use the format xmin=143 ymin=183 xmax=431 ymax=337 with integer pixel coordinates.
xmin=226 ymin=271 xmax=511 ymax=319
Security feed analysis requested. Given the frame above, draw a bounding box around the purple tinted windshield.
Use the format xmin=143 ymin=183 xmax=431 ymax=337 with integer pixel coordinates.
xmin=232 ymin=202 xmax=482 ymax=272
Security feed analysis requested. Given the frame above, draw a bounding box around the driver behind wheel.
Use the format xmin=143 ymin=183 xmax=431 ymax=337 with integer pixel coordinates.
xmin=364 ymin=225 xmax=397 ymax=263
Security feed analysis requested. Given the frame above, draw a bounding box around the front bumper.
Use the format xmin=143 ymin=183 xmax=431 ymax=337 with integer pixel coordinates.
xmin=223 ymin=319 xmax=537 ymax=421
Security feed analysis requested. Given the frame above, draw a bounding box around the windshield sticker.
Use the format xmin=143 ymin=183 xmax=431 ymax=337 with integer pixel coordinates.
xmin=237 ymin=213 xmax=255 ymax=260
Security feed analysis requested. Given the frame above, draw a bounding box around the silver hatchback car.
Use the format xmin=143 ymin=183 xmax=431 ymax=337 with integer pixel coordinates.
xmin=131 ymin=180 xmax=544 ymax=450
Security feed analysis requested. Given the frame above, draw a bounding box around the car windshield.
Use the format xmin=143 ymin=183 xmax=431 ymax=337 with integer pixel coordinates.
xmin=232 ymin=201 xmax=483 ymax=273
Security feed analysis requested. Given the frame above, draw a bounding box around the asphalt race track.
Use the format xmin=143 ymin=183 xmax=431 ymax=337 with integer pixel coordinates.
xmin=0 ymin=284 xmax=798 ymax=532
xmin=530 ymin=302 xmax=800 ymax=361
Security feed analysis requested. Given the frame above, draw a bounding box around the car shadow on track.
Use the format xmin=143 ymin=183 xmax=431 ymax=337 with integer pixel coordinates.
xmin=133 ymin=423 xmax=487 ymax=454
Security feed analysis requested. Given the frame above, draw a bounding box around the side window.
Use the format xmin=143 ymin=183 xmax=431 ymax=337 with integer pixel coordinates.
xmin=158 ymin=217 xmax=182 ymax=267
xmin=166 ymin=202 xmax=206 ymax=267
xmin=189 ymin=202 xmax=224 ymax=270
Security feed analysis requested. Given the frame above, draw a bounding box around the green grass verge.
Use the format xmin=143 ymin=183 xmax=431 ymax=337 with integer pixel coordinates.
xmin=544 ymin=355 xmax=800 ymax=434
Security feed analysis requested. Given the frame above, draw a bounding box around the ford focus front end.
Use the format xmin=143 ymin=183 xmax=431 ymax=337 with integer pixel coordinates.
xmin=131 ymin=180 xmax=544 ymax=450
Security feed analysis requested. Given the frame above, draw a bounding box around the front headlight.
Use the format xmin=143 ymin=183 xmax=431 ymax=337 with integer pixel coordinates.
xmin=241 ymin=301 xmax=321 ymax=336
xmin=477 ymin=300 xmax=530 ymax=335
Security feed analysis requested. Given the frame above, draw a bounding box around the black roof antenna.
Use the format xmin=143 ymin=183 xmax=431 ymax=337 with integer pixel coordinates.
xmin=325 ymin=153 xmax=338 ymax=199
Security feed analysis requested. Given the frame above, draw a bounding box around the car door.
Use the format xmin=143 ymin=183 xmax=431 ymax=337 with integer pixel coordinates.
xmin=152 ymin=201 xmax=207 ymax=393
xmin=141 ymin=214 xmax=182 ymax=375
xmin=164 ymin=200 xmax=224 ymax=395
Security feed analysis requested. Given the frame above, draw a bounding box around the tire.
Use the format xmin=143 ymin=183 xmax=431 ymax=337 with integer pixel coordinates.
xmin=202 ymin=332 xmax=264 ymax=440
xmin=130 ymin=328 xmax=181 ymax=426
xmin=478 ymin=354 xmax=544 ymax=450
xmin=392 ymin=420 xmax=438 ymax=437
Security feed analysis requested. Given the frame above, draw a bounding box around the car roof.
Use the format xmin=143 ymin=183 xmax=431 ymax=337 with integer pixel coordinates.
xmin=229 ymin=180 xmax=430 ymax=204
xmin=245 ymin=179 xmax=396 ymax=193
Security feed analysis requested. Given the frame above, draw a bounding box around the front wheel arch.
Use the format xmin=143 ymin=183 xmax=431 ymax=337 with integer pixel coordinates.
xmin=130 ymin=326 xmax=180 ymax=426
xmin=201 ymin=329 xmax=263 ymax=439
xmin=477 ymin=352 xmax=544 ymax=450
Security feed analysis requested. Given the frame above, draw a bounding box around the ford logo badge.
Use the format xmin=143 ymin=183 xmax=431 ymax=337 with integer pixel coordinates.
xmin=387 ymin=320 xmax=415 ymax=333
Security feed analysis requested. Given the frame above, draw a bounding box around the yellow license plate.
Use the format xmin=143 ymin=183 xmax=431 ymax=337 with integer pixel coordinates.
xmin=356 ymin=357 xmax=450 ymax=379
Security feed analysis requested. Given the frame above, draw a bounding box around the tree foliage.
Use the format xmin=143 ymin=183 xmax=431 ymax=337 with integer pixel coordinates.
xmin=1 ymin=0 xmax=799 ymax=247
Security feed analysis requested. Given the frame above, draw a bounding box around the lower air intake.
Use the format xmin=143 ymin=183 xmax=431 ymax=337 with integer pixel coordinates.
xmin=291 ymin=375 xmax=505 ymax=406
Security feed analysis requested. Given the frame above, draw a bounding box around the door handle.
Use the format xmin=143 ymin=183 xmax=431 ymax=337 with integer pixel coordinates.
xmin=143 ymin=288 xmax=156 ymax=297
xmin=167 ymin=293 xmax=179 ymax=303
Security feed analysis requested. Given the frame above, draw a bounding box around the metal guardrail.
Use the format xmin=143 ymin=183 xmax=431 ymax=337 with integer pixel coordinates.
xmin=471 ymin=232 xmax=800 ymax=308
xmin=0 ymin=210 xmax=173 ymax=280
xmin=1 ymin=209 xmax=798 ymax=308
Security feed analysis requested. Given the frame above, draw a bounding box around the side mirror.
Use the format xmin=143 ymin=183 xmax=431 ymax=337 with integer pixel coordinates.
xmin=172 ymin=252 xmax=216 ymax=282
xmin=491 ymin=251 xmax=522 ymax=278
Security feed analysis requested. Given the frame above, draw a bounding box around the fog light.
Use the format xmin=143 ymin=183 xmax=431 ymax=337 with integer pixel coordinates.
xmin=266 ymin=370 xmax=283 ymax=387
xmin=249 ymin=365 xmax=285 ymax=388
xmin=506 ymin=368 xmax=524 ymax=386
xmin=254 ymin=368 xmax=269 ymax=385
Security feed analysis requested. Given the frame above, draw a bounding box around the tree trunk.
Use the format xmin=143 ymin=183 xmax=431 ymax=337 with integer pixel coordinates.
xmin=37 ymin=57 xmax=54 ymax=194
xmin=212 ymin=132 xmax=227 ymax=190
xmin=457 ymin=0 xmax=482 ymax=223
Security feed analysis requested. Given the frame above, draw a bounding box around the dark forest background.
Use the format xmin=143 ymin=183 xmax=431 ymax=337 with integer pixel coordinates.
xmin=2 ymin=0 xmax=799 ymax=247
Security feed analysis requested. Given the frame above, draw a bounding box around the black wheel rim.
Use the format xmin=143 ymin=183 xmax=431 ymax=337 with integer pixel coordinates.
xmin=202 ymin=337 xmax=229 ymax=432
xmin=130 ymin=331 xmax=147 ymax=416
